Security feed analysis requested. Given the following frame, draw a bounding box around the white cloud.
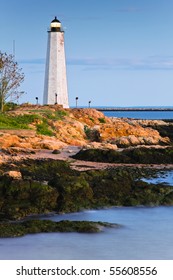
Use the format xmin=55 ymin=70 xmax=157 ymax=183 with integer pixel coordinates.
xmin=67 ymin=55 xmax=173 ymax=70
xmin=19 ymin=55 xmax=173 ymax=71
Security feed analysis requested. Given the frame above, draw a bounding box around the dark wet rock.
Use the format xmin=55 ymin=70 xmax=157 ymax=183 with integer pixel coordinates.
xmin=0 ymin=158 xmax=173 ymax=222
xmin=72 ymin=146 xmax=173 ymax=164
xmin=0 ymin=220 xmax=119 ymax=237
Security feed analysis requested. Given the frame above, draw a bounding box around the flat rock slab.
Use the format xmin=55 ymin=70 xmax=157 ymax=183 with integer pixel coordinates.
xmin=0 ymin=129 xmax=36 ymax=137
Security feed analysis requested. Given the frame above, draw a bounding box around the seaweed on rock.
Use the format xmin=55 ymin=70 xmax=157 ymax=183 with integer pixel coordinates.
xmin=0 ymin=159 xmax=173 ymax=221
xmin=0 ymin=220 xmax=117 ymax=237
xmin=72 ymin=147 xmax=173 ymax=164
xmin=0 ymin=175 xmax=58 ymax=220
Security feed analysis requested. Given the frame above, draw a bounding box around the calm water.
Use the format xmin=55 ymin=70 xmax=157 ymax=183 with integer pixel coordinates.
xmin=103 ymin=110 xmax=173 ymax=119
xmin=142 ymin=170 xmax=173 ymax=185
xmin=0 ymin=206 xmax=173 ymax=260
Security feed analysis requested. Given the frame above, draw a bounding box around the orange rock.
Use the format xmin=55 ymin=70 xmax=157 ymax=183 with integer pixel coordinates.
xmin=0 ymin=107 xmax=170 ymax=150
xmin=5 ymin=171 xmax=22 ymax=179
xmin=0 ymin=134 xmax=20 ymax=148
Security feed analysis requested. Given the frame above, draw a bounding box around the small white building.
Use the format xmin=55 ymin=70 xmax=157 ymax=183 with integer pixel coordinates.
xmin=43 ymin=17 xmax=69 ymax=108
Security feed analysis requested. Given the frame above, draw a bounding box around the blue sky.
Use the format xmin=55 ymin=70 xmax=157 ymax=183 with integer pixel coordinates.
xmin=1 ymin=0 xmax=173 ymax=107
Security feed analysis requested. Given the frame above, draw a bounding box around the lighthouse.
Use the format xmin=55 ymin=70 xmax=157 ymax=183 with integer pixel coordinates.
xmin=43 ymin=17 xmax=69 ymax=108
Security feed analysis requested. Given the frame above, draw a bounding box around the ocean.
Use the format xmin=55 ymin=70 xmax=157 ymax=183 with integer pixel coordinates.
xmin=103 ymin=110 xmax=173 ymax=120
xmin=0 ymin=205 xmax=173 ymax=260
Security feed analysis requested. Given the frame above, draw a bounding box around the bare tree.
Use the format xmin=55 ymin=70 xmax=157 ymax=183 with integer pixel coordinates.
xmin=0 ymin=51 xmax=24 ymax=112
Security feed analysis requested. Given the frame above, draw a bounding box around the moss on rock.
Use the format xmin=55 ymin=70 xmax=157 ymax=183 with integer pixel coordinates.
xmin=72 ymin=147 xmax=173 ymax=164
xmin=0 ymin=158 xmax=173 ymax=221
xmin=0 ymin=220 xmax=117 ymax=237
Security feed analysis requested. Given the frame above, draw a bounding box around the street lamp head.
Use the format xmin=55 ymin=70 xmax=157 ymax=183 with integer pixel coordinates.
xmin=75 ymin=97 xmax=79 ymax=108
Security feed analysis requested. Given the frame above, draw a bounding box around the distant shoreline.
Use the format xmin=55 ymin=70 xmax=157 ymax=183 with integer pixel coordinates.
xmin=96 ymin=107 xmax=173 ymax=112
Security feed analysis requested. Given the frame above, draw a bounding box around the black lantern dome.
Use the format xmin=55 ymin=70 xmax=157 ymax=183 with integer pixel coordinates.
xmin=50 ymin=16 xmax=61 ymax=32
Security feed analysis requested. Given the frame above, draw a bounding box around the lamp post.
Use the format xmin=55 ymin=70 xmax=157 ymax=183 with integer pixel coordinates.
xmin=35 ymin=97 xmax=38 ymax=105
xmin=88 ymin=100 xmax=91 ymax=108
xmin=55 ymin=93 xmax=57 ymax=105
xmin=75 ymin=97 xmax=78 ymax=108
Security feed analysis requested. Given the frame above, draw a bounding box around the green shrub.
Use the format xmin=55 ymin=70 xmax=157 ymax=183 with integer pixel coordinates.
xmin=84 ymin=126 xmax=101 ymax=141
xmin=89 ymin=117 xmax=94 ymax=122
xmin=36 ymin=122 xmax=54 ymax=136
xmin=98 ymin=117 xmax=106 ymax=123
xmin=3 ymin=102 xmax=18 ymax=111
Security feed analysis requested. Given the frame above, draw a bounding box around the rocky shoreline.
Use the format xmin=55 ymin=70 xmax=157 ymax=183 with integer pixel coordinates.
xmin=0 ymin=155 xmax=173 ymax=217
xmin=0 ymin=105 xmax=171 ymax=151
xmin=0 ymin=105 xmax=173 ymax=237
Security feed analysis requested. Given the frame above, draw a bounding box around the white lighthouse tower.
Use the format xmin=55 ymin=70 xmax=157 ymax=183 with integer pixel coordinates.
xmin=43 ymin=17 xmax=69 ymax=108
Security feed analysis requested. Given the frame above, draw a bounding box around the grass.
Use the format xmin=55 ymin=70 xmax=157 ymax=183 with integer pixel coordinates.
xmin=0 ymin=113 xmax=41 ymax=129
xmin=36 ymin=122 xmax=54 ymax=136
xmin=0 ymin=110 xmax=67 ymax=136
xmin=28 ymin=109 xmax=68 ymax=121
